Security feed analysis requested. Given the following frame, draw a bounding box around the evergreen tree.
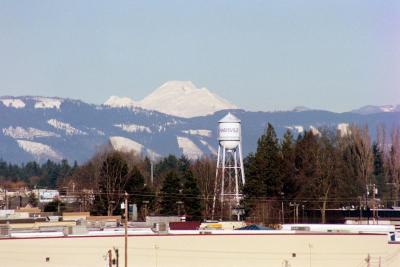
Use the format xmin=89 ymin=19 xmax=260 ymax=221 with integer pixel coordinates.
xmin=125 ymin=166 xmax=155 ymax=217
xmin=242 ymin=153 xmax=261 ymax=215
xmin=181 ymin=167 xmax=202 ymax=221
xmin=178 ymin=156 xmax=191 ymax=177
xmin=281 ymin=130 xmax=297 ymax=199
xmin=294 ymin=131 xmax=319 ymax=198
xmin=255 ymin=123 xmax=282 ymax=196
xmin=159 ymin=171 xmax=182 ymax=216
xmin=242 ymin=124 xmax=282 ymax=221
xmin=155 ymin=155 xmax=179 ymax=176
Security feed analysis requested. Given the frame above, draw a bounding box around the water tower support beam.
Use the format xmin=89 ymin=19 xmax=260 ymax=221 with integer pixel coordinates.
xmin=234 ymin=150 xmax=239 ymax=206
xmin=211 ymin=145 xmax=221 ymax=220
xmin=239 ymin=143 xmax=245 ymax=184
xmin=220 ymin=148 xmax=226 ymax=220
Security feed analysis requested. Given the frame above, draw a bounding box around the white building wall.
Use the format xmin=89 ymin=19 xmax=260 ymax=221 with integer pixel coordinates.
xmin=0 ymin=233 xmax=398 ymax=267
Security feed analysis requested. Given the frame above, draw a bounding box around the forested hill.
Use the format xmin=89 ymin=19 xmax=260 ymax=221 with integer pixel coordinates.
xmin=0 ymin=96 xmax=399 ymax=163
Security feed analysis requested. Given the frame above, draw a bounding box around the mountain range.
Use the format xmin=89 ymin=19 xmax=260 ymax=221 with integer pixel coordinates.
xmin=0 ymin=81 xmax=399 ymax=163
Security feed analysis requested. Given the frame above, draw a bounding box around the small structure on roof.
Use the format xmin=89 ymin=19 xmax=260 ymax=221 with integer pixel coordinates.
xmin=236 ymin=224 xmax=274 ymax=231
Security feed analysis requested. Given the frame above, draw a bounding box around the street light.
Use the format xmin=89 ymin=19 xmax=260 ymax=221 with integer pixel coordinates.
xmin=142 ymin=200 xmax=149 ymax=220
xmin=176 ymin=201 xmax=184 ymax=217
xmin=280 ymin=192 xmax=285 ymax=224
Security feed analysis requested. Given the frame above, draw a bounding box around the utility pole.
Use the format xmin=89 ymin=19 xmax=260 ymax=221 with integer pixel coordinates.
xmin=365 ymin=254 xmax=371 ymax=267
xmin=367 ymin=184 xmax=378 ymax=224
xmin=372 ymin=184 xmax=377 ymax=224
xmin=281 ymin=201 xmax=284 ymax=224
xmin=108 ymin=250 xmax=112 ymax=267
xmin=290 ymin=202 xmax=299 ymax=223
xmin=124 ymin=192 xmax=128 ymax=267
xmin=114 ymin=247 xmax=119 ymax=267
xmin=358 ymin=196 xmax=362 ymax=224
xmin=5 ymin=189 xmax=8 ymax=210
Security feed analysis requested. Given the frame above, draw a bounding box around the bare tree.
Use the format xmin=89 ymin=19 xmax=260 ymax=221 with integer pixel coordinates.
xmin=191 ymin=157 xmax=216 ymax=219
xmin=315 ymin=130 xmax=341 ymax=223
xmin=98 ymin=152 xmax=129 ymax=216
xmin=349 ymin=125 xmax=374 ymax=203
xmin=387 ymin=126 xmax=400 ymax=206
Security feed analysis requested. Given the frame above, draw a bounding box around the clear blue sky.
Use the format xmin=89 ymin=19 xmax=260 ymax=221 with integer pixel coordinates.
xmin=0 ymin=0 xmax=399 ymax=112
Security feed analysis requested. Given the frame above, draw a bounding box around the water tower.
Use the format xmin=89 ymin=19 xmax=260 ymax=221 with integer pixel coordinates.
xmin=212 ymin=112 xmax=245 ymax=220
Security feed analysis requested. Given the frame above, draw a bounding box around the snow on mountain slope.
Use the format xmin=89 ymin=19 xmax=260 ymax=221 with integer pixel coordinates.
xmin=34 ymin=97 xmax=63 ymax=109
xmin=47 ymin=119 xmax=88 ymax=136
xmin=2 ymin=94 xmax=400 ymax=164
xmin=114 ymin=124 xmax=152 ymax=133
xmin=337 ymin=123 xmax=350 ymax=137
xmin=104 ymin=96 xmax=139 ymax=108
xmin=177 ymin=136 xmax=203 ymax=159
xmin=3 ymin=126 xmax=59 ymax=140
xmin=17 ymin=140 xmax=62 ymax=161
xmin=0 ymin=98 xmax=25 ymax=108
xmin=109 ymin=136 xmax=159 ymax=158
xmin=351 ymin=105 xmax=400 ymax=115
xmin=286 ymin=125 xmax=304 ymax=134
xmin=309 ymin=126 xmax=321 ymax=136
xmin=292 ymin=106 xmax=312 ymax=112
xmin=182 ymin=129 xmax=212 ymax=137
xmin=110 ymin=136 xmax=143 ymax=153
xmin=140 ymin=81 xmax=237 ymax=118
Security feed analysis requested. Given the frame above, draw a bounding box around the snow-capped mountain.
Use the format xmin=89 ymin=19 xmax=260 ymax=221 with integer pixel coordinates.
xmin=104 ymin=96 xmax=139 ymax=109
xmin=351 ymin=105 xmax=400 ymax=115
xmin=292 ymin=106 xmax=313 ymax=112
xmin=104 ymin=81 xmax=238 ymax=118
xmin=1 ymin=95 xmax=400 ymax=163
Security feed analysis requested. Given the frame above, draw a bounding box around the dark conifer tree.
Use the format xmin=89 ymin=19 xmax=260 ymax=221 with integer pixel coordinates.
xmin=242 ymin=153 xmax=261 ymax=214
xmin=255 ymin=123 xmax=282 ymax=196
xmin=294 ymin=131 xmax=319 ymax=198
xmin=125 ymin=166 xmax=155 ymax=217
xmin=159 ymin=171 xmax=182 ymax=216
xmin=281 ymin=130 xmax=297 ymax=199
xmin=181 ymin=167 xmax=202 ymax=220
xmin=242 ymin=124 xmax=282 ymax=220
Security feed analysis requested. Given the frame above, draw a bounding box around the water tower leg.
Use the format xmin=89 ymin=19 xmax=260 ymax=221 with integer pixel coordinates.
xmin=234 ymin=150 xmax=239 ymax=206
xmin=239 ymin=143 xmax=245 ymax=184
xmin=234 ymin=150 xmax=240 ymax=221
xmin=221 ymin=148 xmax=226 ymax=220
xmin=212 ymin=146 xmax=221 ymax=220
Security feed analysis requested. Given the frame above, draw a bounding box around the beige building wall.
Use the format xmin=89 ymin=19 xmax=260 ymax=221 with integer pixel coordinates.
xmin=0 ymin=233 xmax=398 ymax=267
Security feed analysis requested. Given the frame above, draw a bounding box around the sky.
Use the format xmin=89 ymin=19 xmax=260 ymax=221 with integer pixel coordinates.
xmin=0 ymin=0 xmax=399 ymax=112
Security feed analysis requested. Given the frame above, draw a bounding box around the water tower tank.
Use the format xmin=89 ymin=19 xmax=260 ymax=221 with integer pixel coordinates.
xmin=218 ymin=113 xmax=241 ymax=150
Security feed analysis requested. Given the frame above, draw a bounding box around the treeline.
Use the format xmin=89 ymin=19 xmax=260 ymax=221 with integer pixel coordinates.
xmin=62 ymin=152 xmax=211 ymax=220
xmin=0 ymin=159 xmax=77 ymax=188
xmin=243 ymin=124 xmax=400 ymax=223
xmin=62 ymin=123 xmax=400 ymax=223
xmin=1 ymin=123 xmax=400 ymax=224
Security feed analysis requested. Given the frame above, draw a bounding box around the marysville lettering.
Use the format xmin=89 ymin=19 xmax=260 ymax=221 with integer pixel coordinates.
xmin=219 ymin=128 xmax=239 ymax=133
